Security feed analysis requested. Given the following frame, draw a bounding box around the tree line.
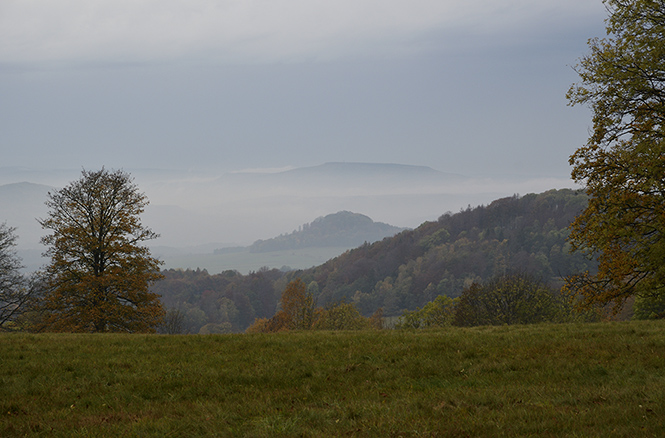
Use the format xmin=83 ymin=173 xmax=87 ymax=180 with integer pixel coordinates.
xmin=2 ymin=0 xmax=665 ymax=332
xmin=0 ymin=181 xmax=600 ymax=334
xmin=151 ymin=188 xmax=605 ymax=333
xmin=0 ymin=178 xmax=656 ymax=334
xmin=246 ymin=272 xmax=597 ymax=334
xmin=286 ymin=189 xmax=596 ymax=317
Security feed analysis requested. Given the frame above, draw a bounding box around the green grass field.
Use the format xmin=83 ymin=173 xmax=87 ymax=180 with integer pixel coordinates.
xmin=2 ymin=321 xmax=665 ymax=437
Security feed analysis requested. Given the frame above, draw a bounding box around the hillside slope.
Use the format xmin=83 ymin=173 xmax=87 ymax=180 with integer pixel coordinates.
xmin=154 ymin=189 xmax=597 ymax=332
xmin=287 ymin=189 xmax=595 ymax=315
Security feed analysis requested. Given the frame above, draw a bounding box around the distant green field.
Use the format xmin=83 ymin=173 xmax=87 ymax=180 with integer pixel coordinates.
xmin=160 ymin=247 xmax=353 ymax=274
xmin=2 ymin=321 xmax=665 ymax=437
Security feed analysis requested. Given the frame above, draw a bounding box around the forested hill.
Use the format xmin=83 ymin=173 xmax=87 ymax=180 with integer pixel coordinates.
xmin=285 ymin=188 xmax=595 ymax=316
xmin=153 ymin=189 xmax=596 ymax=333
xmin=248 ymin=211 xmax=406 ymax=253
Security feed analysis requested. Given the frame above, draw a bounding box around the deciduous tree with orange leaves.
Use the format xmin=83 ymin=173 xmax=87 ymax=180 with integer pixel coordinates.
xmin=280 ymin=278 xmax=314 ymax=330
xmin=246 ymin=278 xmax=314 ymax=332
xmin=566 ymin=0 xmax=665 ymax=311
xmin=37 ymin=169 xmax=164 ymax=332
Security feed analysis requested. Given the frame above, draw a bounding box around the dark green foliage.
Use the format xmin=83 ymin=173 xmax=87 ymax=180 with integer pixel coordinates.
xmin=633 ymin=294 xmax=665 ymax=320
xmin=152 ymin=267 xmax=284 ymax=333
xmin=395 ymin=295 xmax=457 ymax=329
xmin=453 ymin=273 xmax=575 ymax=327
xmin=312 ymin=301 xmax=372 ymax=330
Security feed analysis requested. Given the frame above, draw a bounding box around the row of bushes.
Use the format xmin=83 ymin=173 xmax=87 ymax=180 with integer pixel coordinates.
xmin=245 ymin=279 xmax=384 ymax=333
xmin=244 ymin=273 xmax=599 ymax=333
xmin=396 ymin=272 xmax=599 ymax=329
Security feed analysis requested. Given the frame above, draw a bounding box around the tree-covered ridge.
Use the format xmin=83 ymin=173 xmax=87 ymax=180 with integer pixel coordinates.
xmin=153 ymin=189 xmax=597 ymax=332
xmin=288 ymin=189 xmax=595 ymax=316
xmin=248 ymin=211 xmax=406 ymax=253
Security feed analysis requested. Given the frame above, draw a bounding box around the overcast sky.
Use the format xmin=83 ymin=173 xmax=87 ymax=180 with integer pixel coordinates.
xmin=0 ymin=0 xmax=607 ymax=178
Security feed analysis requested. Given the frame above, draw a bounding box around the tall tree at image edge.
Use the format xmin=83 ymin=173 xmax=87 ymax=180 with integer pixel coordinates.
xmin=37 ymin=168 xmax=165 ymax=332
xmin=566 ymin=0 xmax=665 ymax=311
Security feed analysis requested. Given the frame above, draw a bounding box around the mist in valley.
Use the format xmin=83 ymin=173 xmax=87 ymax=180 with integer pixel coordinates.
xmin=0 ymin=1 xmax=603 ymax=274
xmin=1 ymin=163 xmax=577 ymax=273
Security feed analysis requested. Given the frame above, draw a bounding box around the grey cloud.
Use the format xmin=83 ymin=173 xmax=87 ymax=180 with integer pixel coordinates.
xmin=0 ymin=0 xmax=605 ymax=65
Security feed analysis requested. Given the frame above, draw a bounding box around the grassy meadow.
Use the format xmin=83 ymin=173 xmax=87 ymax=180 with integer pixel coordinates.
xmin=2 ymin=321 xmax=665 ymax=437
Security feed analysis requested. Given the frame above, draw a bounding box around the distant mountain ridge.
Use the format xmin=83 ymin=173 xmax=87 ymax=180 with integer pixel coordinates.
xmin=218 ymin=162 xmax=467 ymax=191
xmin=241 ymin=211 xmax=406 ymax=253
xmin=281 ymin=162 xmax=463 ymax=179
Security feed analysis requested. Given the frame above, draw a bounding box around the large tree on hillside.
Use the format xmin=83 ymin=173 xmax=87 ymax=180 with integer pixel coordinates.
xmin=37 ymin=169 xmax=164 ymax=332
xmin=566 ymin=0 xmax=665 ymax=311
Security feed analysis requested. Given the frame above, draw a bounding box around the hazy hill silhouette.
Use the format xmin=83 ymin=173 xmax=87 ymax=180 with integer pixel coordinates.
xmin=248 ymin=211 xmax=406 ymax=253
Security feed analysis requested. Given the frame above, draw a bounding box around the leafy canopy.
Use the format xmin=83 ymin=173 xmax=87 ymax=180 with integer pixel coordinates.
xmin=280 ymin=278 xmax=315 ymax=330
xmin=566 ymin=0 xmax=665 ymax=311
xmin=395 ymin=295 xmax=457 ymax=329
xmin=453 ymin=273 xmax=572 ymax=327
xmin=246 ymin=278 xmax=382 ymax=333
xmin=37 ymin=168 xmax=164 ymax=332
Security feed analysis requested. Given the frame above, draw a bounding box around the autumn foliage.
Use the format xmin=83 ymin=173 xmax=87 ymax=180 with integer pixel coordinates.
xmin=566 ymin=0 xmax=665 ymax=311
xmin=246 ymin=278 xmax=382 ymax=333
xmin=36 ymin=169 xmax=164 ymax=332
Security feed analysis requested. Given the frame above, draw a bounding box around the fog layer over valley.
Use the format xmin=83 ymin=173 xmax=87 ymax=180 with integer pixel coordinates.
xmin=0 ymin=163 xmax=576 ymax=273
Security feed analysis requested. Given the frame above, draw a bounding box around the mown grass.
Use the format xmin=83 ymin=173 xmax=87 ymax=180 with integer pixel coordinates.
xmin=2 ymin=321 xmax=665 ymax=437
